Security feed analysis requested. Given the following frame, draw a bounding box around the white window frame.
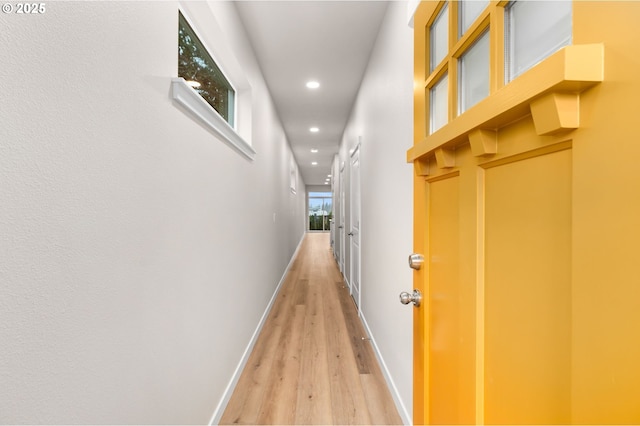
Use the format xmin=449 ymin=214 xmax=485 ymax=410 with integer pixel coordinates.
xmin=172 ymin=6 xmax=255 ymax=161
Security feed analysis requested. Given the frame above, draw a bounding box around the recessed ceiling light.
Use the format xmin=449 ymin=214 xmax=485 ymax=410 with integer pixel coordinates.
xmin=311 ymin=149 xmax=318 ymax=153
xmin=309 ymin=127 xmax=319 ymax=133
xmin=311 ymin=162 xmax=318 ymax=166
xmin=324 ymin=182 xmax=329 ymax=185
xmin=306 ymin=81 xmax=320 ymax=89
xmin=327 ymin=174 xmax=332 ymax=177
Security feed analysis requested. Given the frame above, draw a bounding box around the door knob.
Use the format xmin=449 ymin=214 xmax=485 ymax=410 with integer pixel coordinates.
xmin=408 ymin=253 xmax=424 ymax=270
xmin=348 ymin=232 xmax=354 ymax=236
xmin=399 ymin=289 xmax=422 ymax=307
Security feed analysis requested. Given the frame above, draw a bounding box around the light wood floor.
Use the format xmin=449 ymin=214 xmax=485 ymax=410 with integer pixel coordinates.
xmin=220 ymin=232 xmax=403 ymax=425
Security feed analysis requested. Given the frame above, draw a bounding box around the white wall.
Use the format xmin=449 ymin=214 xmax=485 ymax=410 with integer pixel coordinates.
xmin=0 ymin=2 xmax=305 ymax=423
xmin=337 ymin=2 xmax=414 ymax=423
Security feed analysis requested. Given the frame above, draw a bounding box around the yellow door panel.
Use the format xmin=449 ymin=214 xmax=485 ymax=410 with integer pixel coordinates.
xmin=424 ymin=157 xmax=477 ymax=426
xmin=483 ymin=148 xmax=572 ymax=424
xmin=427 ymin=174 xmax=461 ymax=424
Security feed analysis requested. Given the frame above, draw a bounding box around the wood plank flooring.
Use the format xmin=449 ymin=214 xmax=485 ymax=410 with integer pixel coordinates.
xmin=220 ymin=232 xmax=403 ymax=425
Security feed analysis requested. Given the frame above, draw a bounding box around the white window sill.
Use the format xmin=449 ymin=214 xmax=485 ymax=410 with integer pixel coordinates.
xmin=171 ymin=77 xmax=256 ymax=161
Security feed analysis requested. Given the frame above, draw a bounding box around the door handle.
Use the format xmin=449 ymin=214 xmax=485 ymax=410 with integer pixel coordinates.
xmin=347 ymin=232 xmax=354 ymax=236
xmin=338 ymin=225 xmax=344 ymax=229
xmin=399 ymin=289 xmax=422 ymax=307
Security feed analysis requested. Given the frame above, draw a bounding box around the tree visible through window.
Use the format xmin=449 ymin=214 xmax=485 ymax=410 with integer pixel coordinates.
xmin=178 ymin=12 xmax=235 ymax=125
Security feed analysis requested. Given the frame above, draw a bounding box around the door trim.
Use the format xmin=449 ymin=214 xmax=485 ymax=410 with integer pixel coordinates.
xmin=339 ymin=161 xmax=346 ymax=275
xmin=349 ymin=141 xmax=362 ymax=312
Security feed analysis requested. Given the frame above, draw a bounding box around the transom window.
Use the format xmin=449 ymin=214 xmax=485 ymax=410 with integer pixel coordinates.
xmin=505 ymin=1 xmax=572 ymax=82
xmin=430 ymin=73 xmax=449 ymax=134
xmin=425 ymin=0 xmax=572 ymax=135
xmin=178 ymin=12 xmax=236 ymax=126
xmin=458 ymin=0 xmax=488 ymax=38
xmin=429 ymin=4 xmax=449 ymax=73
xmin=459 ymin=29 xmax=489 ymax=113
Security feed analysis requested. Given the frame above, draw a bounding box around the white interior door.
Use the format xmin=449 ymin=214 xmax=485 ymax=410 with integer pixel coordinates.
xmin=339 ymin=162 xmax=346 ymax=275
xmin=349 ymin=144 xmax=361 ymax=309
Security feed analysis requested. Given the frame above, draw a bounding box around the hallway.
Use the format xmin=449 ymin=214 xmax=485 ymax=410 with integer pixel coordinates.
xmin=220 ymin=233 xmax=402 ymax=425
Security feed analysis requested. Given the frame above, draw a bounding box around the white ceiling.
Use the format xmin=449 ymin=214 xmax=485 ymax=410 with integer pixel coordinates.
xmin=235 ymin=1 xmax=389 ymax=187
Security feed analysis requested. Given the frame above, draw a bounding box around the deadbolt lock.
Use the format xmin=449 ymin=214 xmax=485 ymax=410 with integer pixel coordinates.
xmin=408 ymin=253 xmax=424 ymax=270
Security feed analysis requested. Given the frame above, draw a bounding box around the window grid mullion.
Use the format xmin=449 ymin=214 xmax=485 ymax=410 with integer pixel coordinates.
xmin=490 ymin=4 xmax=505 ymax=93
xmin=449 ymin=1 xmax=459 ymax=121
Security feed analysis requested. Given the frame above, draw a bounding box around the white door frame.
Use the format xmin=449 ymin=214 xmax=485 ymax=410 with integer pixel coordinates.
xmin=339 ymin=161 xmax=346 ymax=276
xmin=349 ymin=142 xmax=362 ymax=311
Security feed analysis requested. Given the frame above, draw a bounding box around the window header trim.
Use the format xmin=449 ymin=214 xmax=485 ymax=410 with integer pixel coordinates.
xmin=407 ymin=43 xmax=604 ymax=165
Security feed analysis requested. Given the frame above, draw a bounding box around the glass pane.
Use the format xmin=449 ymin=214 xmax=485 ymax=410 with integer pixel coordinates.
xmin=430 ymin=4 xmax=449 ymax=73
xmin=430 ymin=73 xmax=448 ymax=134
xmin=459 ymin=30 xmax=490 ymax=113
xmin=309 ymin=197 xmax=333 ymax=231
xmin=459 ymin=0 xmax=489 ymax=37
xmin=179 ymin=12 xmax=236 ymax=125
xmin=309 ymin=198 xmax=323 ymax=231
xmin=506 ymin=1 xmax=572 ymax=82
xmin=323 ymin=198 xmax=333 ymax=217
xmin=323 ymin=198 xmax=333 ymax=231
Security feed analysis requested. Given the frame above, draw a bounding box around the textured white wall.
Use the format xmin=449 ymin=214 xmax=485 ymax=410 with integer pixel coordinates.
xmin=0 ymin=2 xmax=305 ymax=423
xmin=338 ymin=2 xmax=414 ymax=423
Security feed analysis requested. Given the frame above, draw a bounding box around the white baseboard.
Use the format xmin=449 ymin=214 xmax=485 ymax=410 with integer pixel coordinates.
xmin=360 ymin=313 xmax=412 ymax=426
xmin=208 ymin=234 xmax=305 ymax=425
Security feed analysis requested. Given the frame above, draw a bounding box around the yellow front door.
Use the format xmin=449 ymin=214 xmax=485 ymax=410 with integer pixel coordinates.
xmin=410 ymin=1 xmax=640 ymax=425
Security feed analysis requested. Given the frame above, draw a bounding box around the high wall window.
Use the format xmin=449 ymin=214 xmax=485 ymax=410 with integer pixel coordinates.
xmin=425 ymin=0 xmax=572 ymax=134
xmin=178 ymin=11 xmax=235 ymax=126
xmin=172 ymin=7 xmax=255 ymax=160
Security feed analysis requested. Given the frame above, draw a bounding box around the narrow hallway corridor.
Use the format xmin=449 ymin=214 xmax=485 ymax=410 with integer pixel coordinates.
xmin=220 ymin=233 xmax=402 ymax=425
